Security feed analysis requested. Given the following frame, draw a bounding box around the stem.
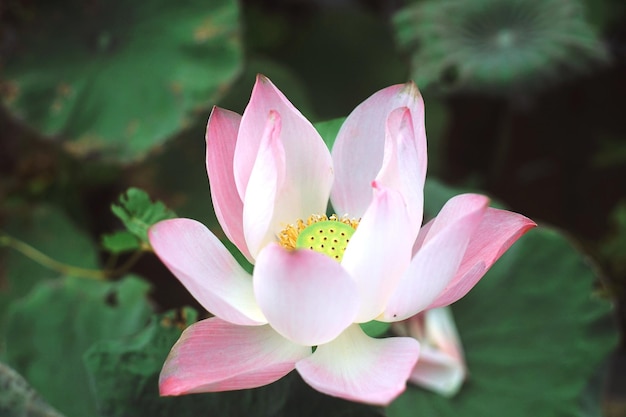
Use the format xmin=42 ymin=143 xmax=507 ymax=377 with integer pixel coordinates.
xmin=0 ymin=232 xmax=146 ymax=280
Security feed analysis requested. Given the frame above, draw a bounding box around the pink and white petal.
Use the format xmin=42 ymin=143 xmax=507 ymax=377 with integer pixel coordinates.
xmin=411 ymin=219 xmax=434 ymax=256
xmin=296 ymin=324 xmax=420 ymax=406
xmin=422 ymin=307 xmax=465 ymax=360
xmin=427 ymin=208 xmax=536 ymax=309
xmin=342 ymin=183 xmax=413 ymax=323
xmin=149 ymin=219 xmax=265 ymax=325
xmin=160 ymin=317 xmax=311 ymax=395
xmin=242 ymin=111 xmax=286 ymax=258
xmin=331 ymin=81 xmax=425 ymax=218
xmin=392 ymin=308 xmax=466 ymax=396
xmin=422 ymin=194 xmax=490 ymax=244
xmin=206 ymin=107 xmax=253 ymax=262
xmin=375 ymin=107 xmax=425 ymax=235
xmin=408 ymin=346 xmax=466 ymax=397
xmin=253 ymin=244 xmax=359 ymax=346
xmin=381 ymin=195 xmax=488 ymax=322
xmin=235 ymin=75 xmax=333 ymax=222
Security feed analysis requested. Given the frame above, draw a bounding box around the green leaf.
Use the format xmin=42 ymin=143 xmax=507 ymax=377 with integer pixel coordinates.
xmin=84 ymin=308 xmax=291 ymax=417
xmin=394 ymin=0 xmax=609 ymax=94
xmin=0 ymin=362 xmax=66 ymax=417
xmin=387 ymin=184 xmax=618 ymax=416
xmin=2 ymin=275 xmax=153 ymax=417
xmin=1 ymin=0 xmax=242 ymax=162
xmin=111 ymin=188 xmax=176 ymax=244
xmin=101 ymin=230 xmax=141 ymax=254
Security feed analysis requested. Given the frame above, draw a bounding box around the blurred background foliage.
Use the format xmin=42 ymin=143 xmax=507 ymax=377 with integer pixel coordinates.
xmin=0 ymin=0 xmax=625 ymax=416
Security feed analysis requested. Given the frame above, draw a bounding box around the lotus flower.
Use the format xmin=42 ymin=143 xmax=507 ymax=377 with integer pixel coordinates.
xmin=392 ymin=307 xmax=467 ymax=397
xmin=148 ymin=75 xmax=535 ymax=405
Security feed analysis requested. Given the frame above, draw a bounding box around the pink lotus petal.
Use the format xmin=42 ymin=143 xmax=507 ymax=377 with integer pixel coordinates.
xmin=382 ymin=194 xmax=489 ymax=322
xmin=206 ymin=107 xmax=253 ymax=262
xmin=235 ymin=75 xmax=332 ymax=228
xmin=253 ymin=244 xmax=359 ymax=346
xmin=375 ymin=107 xmax=425 ymax=235
xmin=242 ymin=110 xmax=286 ymax=258
xmin=296 ymin=324 xmax=420 ymax=405
xmin=342 ymin=182 xmax=413 ymax=323
xmin=393 ymin=308 xmax=466 ymax=397
xmin=331 ymin=81 xmax=425 ymax=218
xmin=409 ymin=346 xmax=466 ymax=397
xmin=149 ymin=219 xmax=265 ymax=325
xmin=427 ymin=208 xmax=536 ymax=309
xmin=160 ymin=317 xmax=311 ymax=395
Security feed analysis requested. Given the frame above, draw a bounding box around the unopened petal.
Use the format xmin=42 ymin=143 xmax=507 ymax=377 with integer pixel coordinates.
xmin=206 ymin=107 xmax=253 ymax=262
xmin=159 ymin=318 xmax=310 ymax=395
xmin=427 ymin=208 xmax=536 ymax=309
xmin=235 ymin=75 xmax=332 ymax=228
xmin=253 ymin=244 xmax=359 ymax=346
xmin=342 ymin=183 xmax=413 ymax=323
xmin=149 ymin=219 xmax=265 ymax=325
xmin=296 ymin=325 xmax=420 ymax=406
xmin=382 ymin=194 xmax=488 ymax=321
xmin=331 ymin=81 xmax=425 ymax=218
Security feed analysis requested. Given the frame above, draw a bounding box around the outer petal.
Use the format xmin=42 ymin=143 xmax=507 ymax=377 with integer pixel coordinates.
xmin=253 ymin=244 xmax=359 ymax=346
xmin=427 ymin=208 xmax=536 ymax=309
xmin=206 ymin=107 xmax=253 ymax=262
xmin=382 ymin=194 xmax=488 ymax=322
xmin=242 ymin=110 xmax=285 ymax=258
xmin=408 ymin=347 xmax=466 ymax=397
xmin=160 ymin=317 xmax=311 ymax=395
xmin=393 ymin=308 xmax=466 ymax=397
xmin=235 ymin=75 xmax=333 ymax=227
xmin=331 ymin=81 xmax=425 ymax=218
xmin=296 ymin=324 xmax=420 ymax=406
xmin=375 ymin=107 xmax=425 ymax=235
xmin=149 ymin=218 xmax=266 ymax=325
xmin=342 ymin=182 xmax=413 ymax=323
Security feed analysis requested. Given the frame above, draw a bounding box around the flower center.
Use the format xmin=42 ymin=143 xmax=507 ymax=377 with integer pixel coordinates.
xmin=278 ymin=214 xmax=359 ymax=262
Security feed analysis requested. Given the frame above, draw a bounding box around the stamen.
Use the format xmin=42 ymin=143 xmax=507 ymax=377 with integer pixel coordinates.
xmin=278 ymin=214 xmax=359 ymax=262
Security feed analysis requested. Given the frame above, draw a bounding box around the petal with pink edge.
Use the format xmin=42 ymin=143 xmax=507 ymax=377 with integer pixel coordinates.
xmin=253 ymin=244 xmax=359 ymax=346
xmin=235 ymin=75 xmax=332 ymax=228
xmin=149 ymin=218 xmax=265 ymax=325
xmin=342 ymin=183 xmax=413 ymax=323
xmin=242 ymin=110 xmax=285 ymax=258
xmin=206 ymin=107 xmax=253 ymax=262
xmin=375 ymin=107 xmax=425 ymax=235
xmin=160 ymin=317 xmax=311 ymax=395
xmin=382 ymin=194 xmax=488 ymax=322
xmin=427 ymin=208 xmax=536 ymax=309
xmin=296 ymin=324 xmax=420 ymax=406
xmin=331 ymin=81 xmax=425 ymax=218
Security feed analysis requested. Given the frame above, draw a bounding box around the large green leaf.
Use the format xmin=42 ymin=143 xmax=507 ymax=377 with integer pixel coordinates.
xmin=1 ymin=0 xmax=242 ymax=162
xmin=387 ymin=184 xmax=618 ymax=417
xmin=2 ymin=275 xmax=153 ymax=417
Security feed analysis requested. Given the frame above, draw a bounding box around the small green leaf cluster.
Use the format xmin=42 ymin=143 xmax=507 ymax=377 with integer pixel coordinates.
xmin=102 ymin=188 xmax=176 ymax=253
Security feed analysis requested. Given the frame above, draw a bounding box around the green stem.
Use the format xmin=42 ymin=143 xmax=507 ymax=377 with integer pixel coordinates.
xmin=0 ymin=232 xmax=146 ymax=280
